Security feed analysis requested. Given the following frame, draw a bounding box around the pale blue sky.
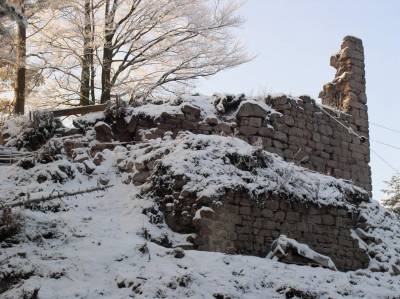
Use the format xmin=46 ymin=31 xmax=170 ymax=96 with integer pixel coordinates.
xmin=197 ymin=0 xmax=400 ymax=199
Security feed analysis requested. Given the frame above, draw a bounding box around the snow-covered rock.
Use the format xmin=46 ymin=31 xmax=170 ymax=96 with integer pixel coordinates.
xmin=266 ymin=235 xmax=337 ymax=270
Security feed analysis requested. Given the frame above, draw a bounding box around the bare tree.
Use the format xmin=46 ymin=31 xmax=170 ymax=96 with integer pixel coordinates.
xmin=6 ymin=0 xmax=249 ymax=108
xmin=0 ymin=0 xmax=25 ymax=22
xmin=0 ymin=0 xmax=27 ymax=114
xmin=13 ymin=0 xmax=26 ymax=114
xmin=79 ymin=0 xmax=93 ymax=105
xmin=30 ymin=0 xmax=103 ymax=107
xmin=99 ymin=0 xmax=249 ymax=103
xmin=1 ymin=0 xmax=55 ymax=114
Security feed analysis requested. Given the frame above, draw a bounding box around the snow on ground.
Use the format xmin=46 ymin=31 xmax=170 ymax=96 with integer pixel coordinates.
xmin=1 ymin=132 xmax=400 ymax=298
xmin=123 ymin=94 xmax=219 ymax=124
xmin=123 ymin=93 xmax=278 ymax=124
xmin=1 ymin=181 xmax=400 ymax=299
xmin=0 ymin=160 xmax=96 ymax=205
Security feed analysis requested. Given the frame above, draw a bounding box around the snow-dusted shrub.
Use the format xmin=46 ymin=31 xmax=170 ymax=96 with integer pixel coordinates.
xmin=0 ymin=208 xmax=22 ymax=242
xmin=212 ymin=93 xmax=245 ymax=114
xmin=2 ymin=112 xmax=63 ymax=150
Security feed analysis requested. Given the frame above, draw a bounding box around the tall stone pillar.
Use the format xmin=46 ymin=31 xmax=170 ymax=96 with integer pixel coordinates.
xmin=320 ymin=36 xmax=372 ymax=192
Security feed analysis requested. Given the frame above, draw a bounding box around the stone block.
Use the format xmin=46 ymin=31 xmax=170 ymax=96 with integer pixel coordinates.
xmin=236 ymin=102 xmax=268 ymax=118
xmin=181 ymin=104 xmax=201 ymax=118
xmin=274 ymin=211 xmax=285 ymax=221
xmin=95 ymin=121 xmax=113 ymax=142
xmin=274 ymin=131 xmax=288 ymax=143
xmin=267 ymin=200 xmax=280 ymax=211
xmin=286 ymin=212 xmax=300 ymax=222
xmin=322 ymin=215 xmax=335 ymax=225
xmin=239 ymin=126 xmax=258 ymax=136
xmin=199 ymin=123 xmax=212 ymax=131
xmin=264 ymin=221 xmax=276 ymax=230
xmin=248 ymin=117 xmax=262 ymax=127
xmin=239 ymin=206 xmax=251 ymax=215
xmin=205 ymin=116 xmax=218 ymax=126
xmin=284 ymin=115 xmax=295 ymax=126
xmin=309 ymin=215 xmax=322 ymax=224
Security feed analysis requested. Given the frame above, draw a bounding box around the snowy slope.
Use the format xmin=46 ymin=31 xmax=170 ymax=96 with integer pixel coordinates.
xmin=1 ymin=182 xmax=400 ymax=299
xmin=1 ymin=133 xmax=400 ymax=298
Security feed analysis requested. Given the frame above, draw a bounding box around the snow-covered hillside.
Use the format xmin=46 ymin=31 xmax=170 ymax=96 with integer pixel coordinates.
xmin=1 ymin=121 xmax=400 ymax=299
xmin=1 ymin=181 xmax=400 ymax=299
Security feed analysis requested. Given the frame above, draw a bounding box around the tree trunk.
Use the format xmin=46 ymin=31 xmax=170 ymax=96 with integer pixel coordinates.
xmin=13 ymin=1 xmax=26 ymax=115
xmin=100 ymin=0 xmax=114 ymax=104
xmin=89 ymin=0 xmax=96 ymax=104
xmin=100 ymin=42 xmax=112 ymax=103
xmin=79 ymin=0 xmax=91 ymax=106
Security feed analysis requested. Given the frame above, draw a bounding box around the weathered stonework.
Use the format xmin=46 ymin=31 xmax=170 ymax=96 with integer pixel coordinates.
xmin=121 ymin=36 xmax=375 ymax=272
xmin=121 ymin=36 xmax=371 ymax=192
xmin=136 ymin=131 xmax=372 ymax=272
xmin=319 ymin=36 xmax=371 ymax=191
xmin=193 ymin=192 xmax=369 ymax=271
xmin=151 ymin=176 xmax=370 ymax=272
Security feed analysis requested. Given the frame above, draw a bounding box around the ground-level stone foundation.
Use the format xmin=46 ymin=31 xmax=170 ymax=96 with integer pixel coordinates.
xmin=191 ymin=192 xmax=369 ymax=271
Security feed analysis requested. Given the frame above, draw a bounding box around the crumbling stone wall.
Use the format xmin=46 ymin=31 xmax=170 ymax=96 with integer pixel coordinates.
xmin=122 ymin=36 xmax=371 ymax=192
xmin=319 ymin=36 xmax=371 ymax=191
xmin=237 ymin=95 xmax=371 ymax=192
xmin=152 ymin=179 xmax=370 ymax=272
xmin=192 ymin=192 xmax=369 ymax=271
xmin=146 ymin=146 xmax=371 ymax=272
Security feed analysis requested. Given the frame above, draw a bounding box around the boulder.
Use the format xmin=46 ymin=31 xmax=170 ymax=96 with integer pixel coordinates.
xmin=236 ymin=102 xmax=268 ymax=118
xmin=94 ymin=121 xmax=113 ymax=142
xmin=266 ymin=235 xmax=337 ymax=271
xmin=181 ymin=104 xmax=201 ymax=119
xmin=83 ymin=160 xmax=96 ymax=174
xmin=171 ymin=247 xmax=185 ymax=259
xmin=205 ymin=116 xmax=218 ymax=126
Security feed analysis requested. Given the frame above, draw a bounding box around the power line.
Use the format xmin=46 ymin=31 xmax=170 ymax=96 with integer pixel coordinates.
xmin=319 ymin=106 xmax=400 ymax=173
xmin=320 ymin=106 xmax=400 ymax=152
xmin=371 ymin=148 xmax=400 ymax=174
xmin=319 ymin=106 xmax=366 ymax=140
xmin=370 ymin=121 xmax=400 ymax=134
xmin=372 ymin=140 xmax=400 ymax=151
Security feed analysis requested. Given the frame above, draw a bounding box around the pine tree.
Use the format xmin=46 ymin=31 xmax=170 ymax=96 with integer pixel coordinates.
xmin=382 ymin=175 xmax=400 ymax=214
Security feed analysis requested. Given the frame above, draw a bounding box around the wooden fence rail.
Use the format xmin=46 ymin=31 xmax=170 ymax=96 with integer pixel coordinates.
xmin=0 ymin=147 xmax=34 ymax=164
xmin=51 ymin=104 xmax=107 ymax=117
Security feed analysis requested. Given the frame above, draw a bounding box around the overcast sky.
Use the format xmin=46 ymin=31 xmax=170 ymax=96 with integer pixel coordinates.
xmin=197 ymin=0 xmax=400 ymax=199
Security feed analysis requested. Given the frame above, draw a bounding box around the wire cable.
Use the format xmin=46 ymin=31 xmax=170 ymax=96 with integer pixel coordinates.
xmin=372 ymin=140 xmax=400 ymax=151
xmin=370 ymin=122 xmax=400 ymax=134
xmin=319 ymin=105 xmax=400 ymax=151
xmin=318 ymin=105 xmax=400 ymax=173
xmin=370 ymin=148 xmax=400 ymax=173
xmin=318 ymin=105 xmax=366 ymax=140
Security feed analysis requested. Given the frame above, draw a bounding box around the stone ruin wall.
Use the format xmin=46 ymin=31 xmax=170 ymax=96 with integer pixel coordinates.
xmin=39 ymin=36 xmax=371 ymax=271
xmin=185 ymin=192 xmax=369 ymax=271
xmin=124 ymin=36 xmax=371 ymax=192
xmin=130 ymin=36 xmax=373 ymax=271
xmin=149 ymin=159 xmax=371 ymax=271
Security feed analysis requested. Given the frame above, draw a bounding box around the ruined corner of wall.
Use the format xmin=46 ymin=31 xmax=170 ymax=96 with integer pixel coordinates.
xmin=319 ymin=36 xmax=372 ymax=192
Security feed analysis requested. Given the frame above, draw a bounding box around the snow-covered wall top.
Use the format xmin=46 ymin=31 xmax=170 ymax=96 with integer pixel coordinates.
xmin=141 ymin=132 xmax=368 ymax=206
